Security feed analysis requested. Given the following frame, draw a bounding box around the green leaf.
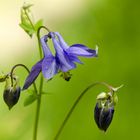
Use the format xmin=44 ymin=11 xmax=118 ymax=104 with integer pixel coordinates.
xmin=34 ymin=19 xmax=43 ymax=32
xmin=19 ymin=23 xmax=35 ymax=37
xmin=24 ymin=93 xmax=38 ymax=107
xmin=19 ymin=3 xmax=44 ymax=37
xmin=19 ymin=6 xmax=35 ymax=37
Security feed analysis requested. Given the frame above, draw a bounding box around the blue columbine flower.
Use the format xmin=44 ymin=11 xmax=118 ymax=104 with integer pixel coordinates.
xmin=23 ymin=34 xmax=58 ymax=90
xmin=50 ymin=32 xmax=98 ymax=72
xmin=23 ymin=32 xmax=98 ymax=90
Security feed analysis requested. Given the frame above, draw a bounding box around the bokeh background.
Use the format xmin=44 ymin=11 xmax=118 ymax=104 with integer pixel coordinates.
xmin=0 ymin=0 xmax=139 ymax=140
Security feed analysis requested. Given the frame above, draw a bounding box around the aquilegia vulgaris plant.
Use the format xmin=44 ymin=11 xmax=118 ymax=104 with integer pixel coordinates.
xmin=0 ymin=3 xmax=123 ymax=140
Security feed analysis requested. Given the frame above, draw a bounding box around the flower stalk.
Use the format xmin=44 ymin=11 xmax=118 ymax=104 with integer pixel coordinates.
xmin=10 ymin=64 xmax=38 ymax=93
xmin=33 ymin=26 xmax=50 ymax=140
xmin=54 ymin=82 xmax=118 ymax=140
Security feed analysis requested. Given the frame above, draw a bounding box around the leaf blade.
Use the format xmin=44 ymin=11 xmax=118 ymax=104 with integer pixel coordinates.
xmin=24 ymin=93 xmax=38 ymax=107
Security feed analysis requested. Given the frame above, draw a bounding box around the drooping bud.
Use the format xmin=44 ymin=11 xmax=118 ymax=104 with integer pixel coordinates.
xmin=94 ymin=103 xmax=114 ymax=132
xmin=3 ymin=86 xmax=21 ymax=110
xmin=3 ymin=75 xmax=21 ymax=110
xmin=94 ymin=91 xmax=117 ymax=131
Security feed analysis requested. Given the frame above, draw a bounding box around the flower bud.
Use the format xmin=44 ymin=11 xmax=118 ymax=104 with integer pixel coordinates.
xmin=3 ymin=86 xmax=21 ymax=110
xmin=94 ymin=90 xmax=117 ymax=131
xmin=94 ymin=103 xmax=114 ymax=132
xmin=3 ymin=75 xmax=21 ymax=110
xmin=94 ymin=84 xmax=122 ymax=131
xmin=0 ymin=73 xmax=7 ymax=82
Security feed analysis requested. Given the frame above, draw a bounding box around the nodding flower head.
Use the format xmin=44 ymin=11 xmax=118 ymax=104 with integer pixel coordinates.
xmin=23 ymin=32 xmax=98 ymax=90
xmin=50 ymin=32 xmax=98 ymax=72
xmin=3 ymin=75 xmax=21 ymax=110
xmin=94 ymin=91 xmax=118 ymax=132
xmin=94 ymin=102 xmax=114 ymax=132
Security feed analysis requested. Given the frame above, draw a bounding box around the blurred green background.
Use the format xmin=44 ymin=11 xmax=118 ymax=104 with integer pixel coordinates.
xmin=0 ymin=0 xmax=139 ymax=140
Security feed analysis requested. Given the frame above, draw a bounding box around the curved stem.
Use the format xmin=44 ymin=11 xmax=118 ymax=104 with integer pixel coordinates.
xmin=37 ymin=26 xmax=51 ymax=36
xmin=54 ymin=82 xmax=113 ymax=140
xmin=10 ymin=64 xmax=37 ymax=93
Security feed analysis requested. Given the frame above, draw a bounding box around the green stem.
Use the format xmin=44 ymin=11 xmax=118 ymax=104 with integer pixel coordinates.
xmin=23 ymin=8 xmax=43 ymax=139
xmin=24 ymin=8 xmax=43 ymax=140
xmin=33 ymin=26 xmax=49 ymax=140
xmin=10 ymin=64 xmax=37 ymax=93
xmin=23 ymin=9 xmax=43 ymax=139
xmin=23 ymin=7 xmax=51 ymax=140
xmin=24 ymin=9 xmax=35 ymax=31
xmin=33 ymin=76 xmax=43 ymax=140
xmin=54 ymin=82 xmax=113 ymax=140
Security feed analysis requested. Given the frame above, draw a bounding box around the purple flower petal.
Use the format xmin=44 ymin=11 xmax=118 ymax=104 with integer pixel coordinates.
xmin=42 ymin=56 xmax=58 ymax=79
xmin=40 ymin=35 xmax=53 ymax=57
xmin=56 ymin=52 xmax=76 ymax=72
xmin=51 ymin=34 xmax=76 ymax=72
xmin=54 ymin=32 xmax=69 ymax=50
xmin=68 ymin=55 xmax=83 ymax=64
xmin=23 ymin=59 xmax=43 ymax=90
xmin=68 ymin=44 xmax=98 ymax=57
xmin=70 ymin=44 xmax=89 ymax=49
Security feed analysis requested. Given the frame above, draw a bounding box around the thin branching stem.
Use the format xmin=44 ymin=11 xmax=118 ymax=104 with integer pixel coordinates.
xmin=21 ymin=5 xmax=51 ymax=140
xmin=54 ymin=82 xmax=113 ymax=140
xmin=23 ymin=7 xmax=51 ymax=140
xmin=10 ymin=64 xmax=38 ymax=93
